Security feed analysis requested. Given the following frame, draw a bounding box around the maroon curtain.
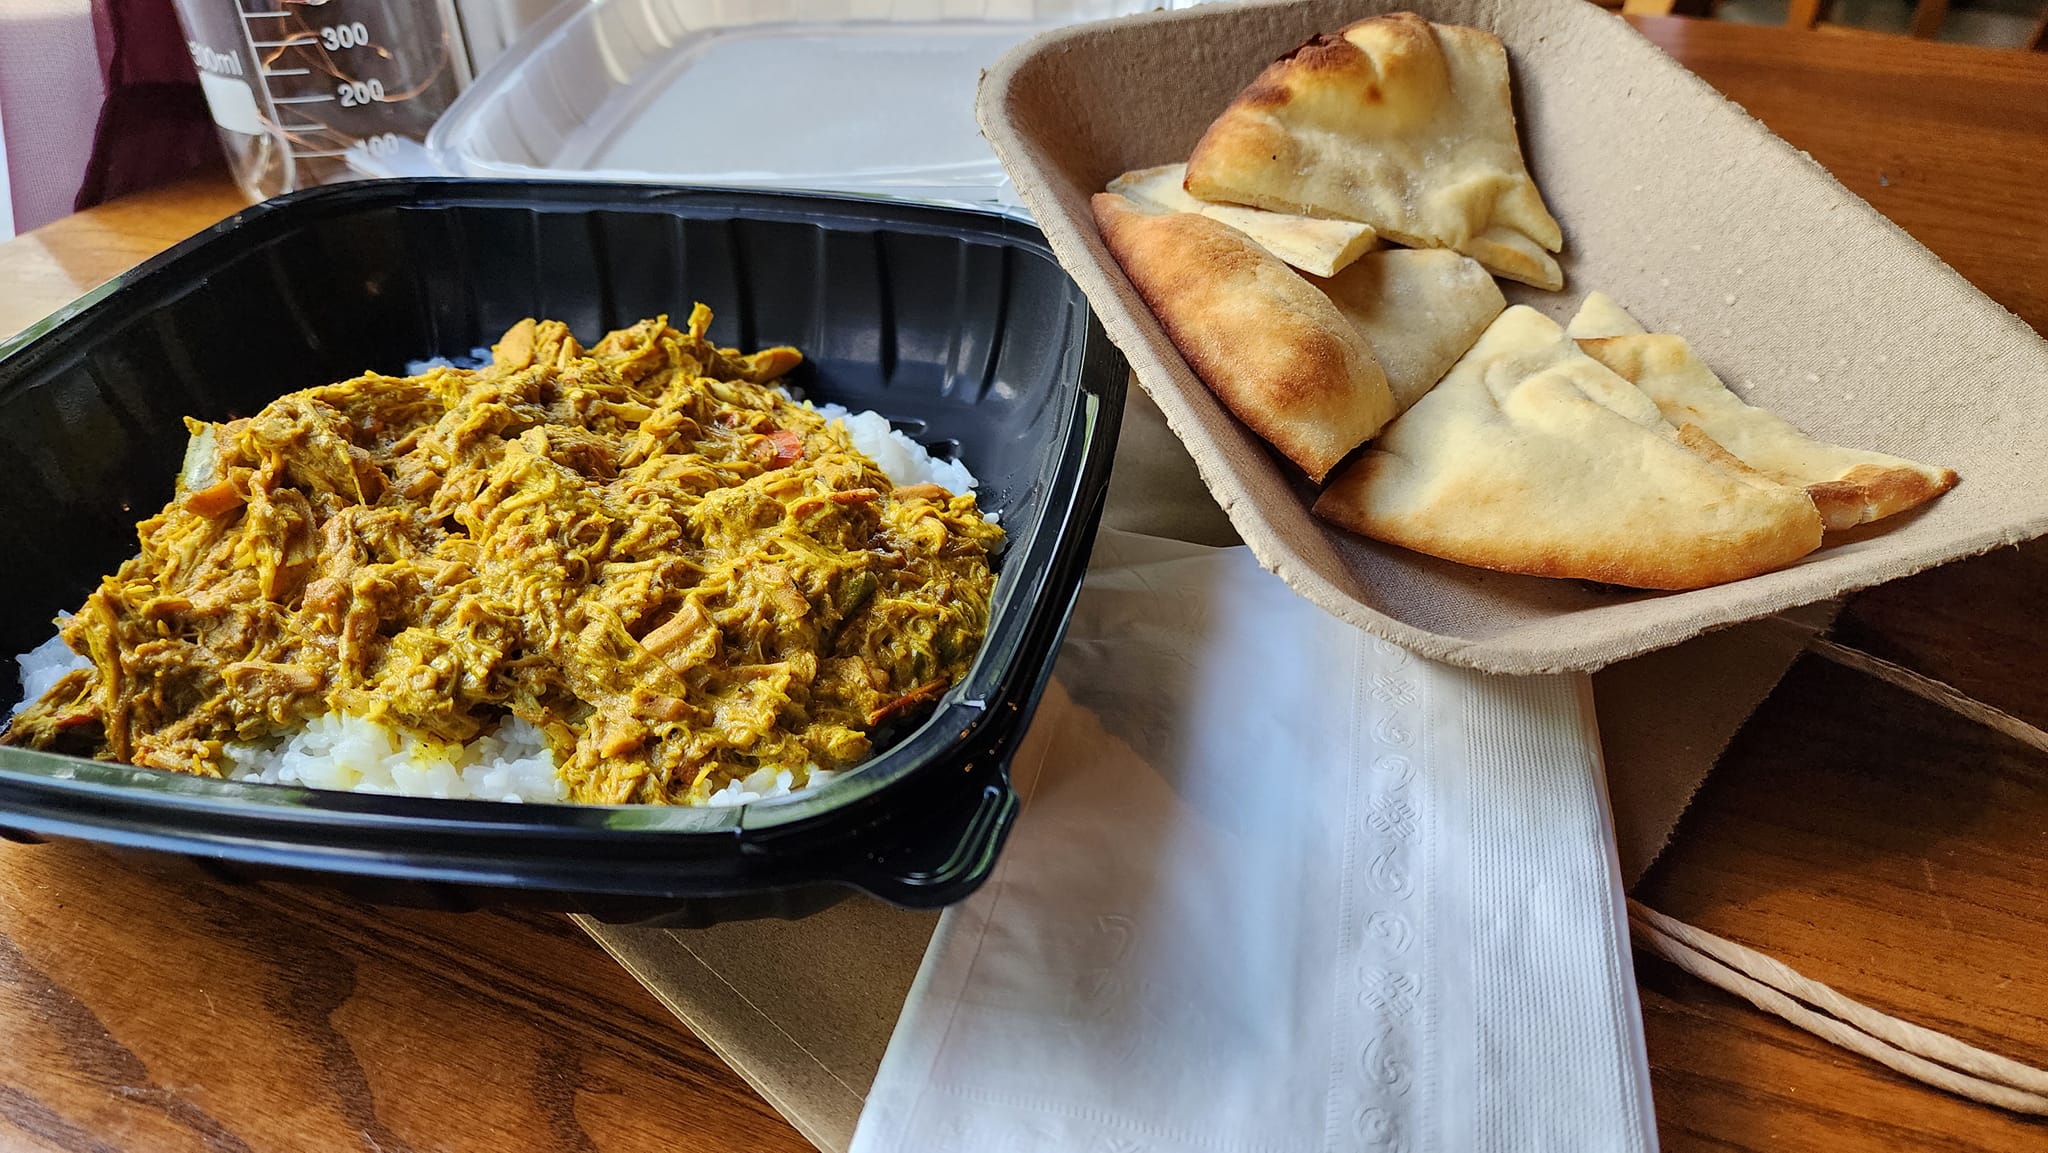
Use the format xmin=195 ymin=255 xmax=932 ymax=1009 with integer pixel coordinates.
xmin=74 ymin=0 xmax=223 ymax=211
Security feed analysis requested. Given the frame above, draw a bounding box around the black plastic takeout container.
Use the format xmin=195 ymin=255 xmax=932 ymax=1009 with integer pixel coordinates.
xmin=0 ymin=179 xmax=1125 ymax=925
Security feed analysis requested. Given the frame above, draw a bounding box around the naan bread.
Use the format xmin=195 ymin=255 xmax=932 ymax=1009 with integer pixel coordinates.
xmin=1314 ymin=306 xmax=1824 ymax=589
xmin=1092 ymin=192 xmax=1396 ymax=481
xmin=1564 ymin=290 xmax=1646 ymax=338
xmin=1184 ymin=13 xmax=1564 ymax=290
xmin=1571 ymin=295 xmax=1959 ymax=530
xmin=1309 ymin=248 xmax=1505 ymax=412
xmin=1108 ymin=163 xmax=1378 ymax=277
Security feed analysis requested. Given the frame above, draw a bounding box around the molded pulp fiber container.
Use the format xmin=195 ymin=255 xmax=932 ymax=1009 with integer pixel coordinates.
xmin=0 ymin=179 xmax=1125 ymax=925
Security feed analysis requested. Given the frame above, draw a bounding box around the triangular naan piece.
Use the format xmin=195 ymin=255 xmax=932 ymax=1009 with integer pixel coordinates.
xmin=1108 ymin=163 xmax=1378 ymax=277
xmin=1184 ymin=13 xmax=1564 ymax=290
xmin=1566 ymin=290 xmax=1647 ymax=338
xmin=1093 ymin=193 xmax=1396 ymax=481
xmin=1572 ymin=295 xmax=1959 ymax=531
xmin=1314 ymin=306 xmax=1824 ymax=589
xmin=1458 ymin=226 xmax=1562 ymax=295
xmin=1309 ymin=248 xmax=1505 ymax=412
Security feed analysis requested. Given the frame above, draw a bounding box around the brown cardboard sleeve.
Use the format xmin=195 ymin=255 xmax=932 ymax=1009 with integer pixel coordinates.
xmin=974 ymin=0 xmax=2048 ymax=674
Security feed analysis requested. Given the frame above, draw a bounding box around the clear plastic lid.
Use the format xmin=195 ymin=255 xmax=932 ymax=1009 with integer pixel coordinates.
xmin=423 ymin=0 xmax=1202 ymax=207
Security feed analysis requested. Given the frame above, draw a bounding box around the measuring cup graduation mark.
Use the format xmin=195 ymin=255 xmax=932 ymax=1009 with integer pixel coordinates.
xmin=200 ymin=0 xmax=470 ymax=195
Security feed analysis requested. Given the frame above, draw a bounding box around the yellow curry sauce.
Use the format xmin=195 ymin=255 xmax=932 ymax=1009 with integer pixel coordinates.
xmin=1 ymin=309 xmax=1003 ymax=803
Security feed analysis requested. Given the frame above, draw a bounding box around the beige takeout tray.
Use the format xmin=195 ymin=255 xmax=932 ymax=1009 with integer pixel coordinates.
xmin=977 ymin=0 xmax=2048 ymax=673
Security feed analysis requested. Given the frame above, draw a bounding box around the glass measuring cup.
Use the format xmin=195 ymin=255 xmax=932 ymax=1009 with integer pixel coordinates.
xmin=171 ymin=0 xmax=472 ymax=199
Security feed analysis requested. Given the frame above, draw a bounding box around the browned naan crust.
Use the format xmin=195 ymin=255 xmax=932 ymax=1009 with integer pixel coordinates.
xmin=1234 ymin=27 xmax=1404 ymax=111
xmin=1576 ymin=329 xmax=1960 ymax=532
xmin=1091 ymin=192 xmax=1394 ymax=481
xmin=1807 ymin=463 xmax=1959 ymax=532
xmin=1309 ymin=306 xmax=1824 ymax=591
xmin=1675 ymin=423 xmax=1774 ymax=485
xmin=1312 ymin=453 xmax=1823 ymax=590
xmin=1194 ymin=15 xmax=1447 ymax=161
xmin=1184 ymin=13 xmax=1562 ymax=288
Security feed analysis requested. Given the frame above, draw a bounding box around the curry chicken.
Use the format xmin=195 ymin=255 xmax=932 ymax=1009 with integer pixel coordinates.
xmin=3 ymin=310 xmax=1003 ymax=803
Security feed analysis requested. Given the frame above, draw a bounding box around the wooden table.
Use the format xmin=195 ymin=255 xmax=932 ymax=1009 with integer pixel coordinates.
xmin=3 ymin=15 xmax=2045 ymax=1152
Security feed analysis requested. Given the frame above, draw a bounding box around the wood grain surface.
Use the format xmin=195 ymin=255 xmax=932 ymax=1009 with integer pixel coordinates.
xmin=1619 ymin=21 xmax=2048 ymax=1149
xmin=1634 ymin=651 xmax=2048 ymax=1151
xmin=2 ymin=15 xmax=2045 ymax=1153
xmin=0 ymin=843 xmax=815 ymax=1153
xmin=0 ymin=178 xmax=248 ymax=342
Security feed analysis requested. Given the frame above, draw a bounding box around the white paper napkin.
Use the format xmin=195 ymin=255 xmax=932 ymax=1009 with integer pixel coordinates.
xmin=850 ymin=530 xmax=1657 ymax=1153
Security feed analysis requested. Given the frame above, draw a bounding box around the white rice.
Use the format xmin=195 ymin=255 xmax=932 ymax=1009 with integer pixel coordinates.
xmin=815 ymin=402 xmax=981 ymax=499
xmin=4 ymin=646 xmax=837 ymax=805
xmin=704 ymin=764 xmax=846 ymax=807
xmin=221 ymin=713 xmax=564 ymax=802
xmin=5 ymin=388 xmax=979 ymax=806
xmin=9 ymin=629 xmax=89 ymax=723
xmin=402 ymin=348 xmax=492 ymax=373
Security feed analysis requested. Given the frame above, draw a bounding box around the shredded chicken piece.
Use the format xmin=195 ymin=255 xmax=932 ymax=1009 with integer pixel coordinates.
xmin=2 ymin=308 xmax=1003 ymax=804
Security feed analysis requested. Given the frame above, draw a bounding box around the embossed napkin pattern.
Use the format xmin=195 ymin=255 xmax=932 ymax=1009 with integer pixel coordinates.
xmin=850 ymin=531 xmax=1656 ymax=1153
